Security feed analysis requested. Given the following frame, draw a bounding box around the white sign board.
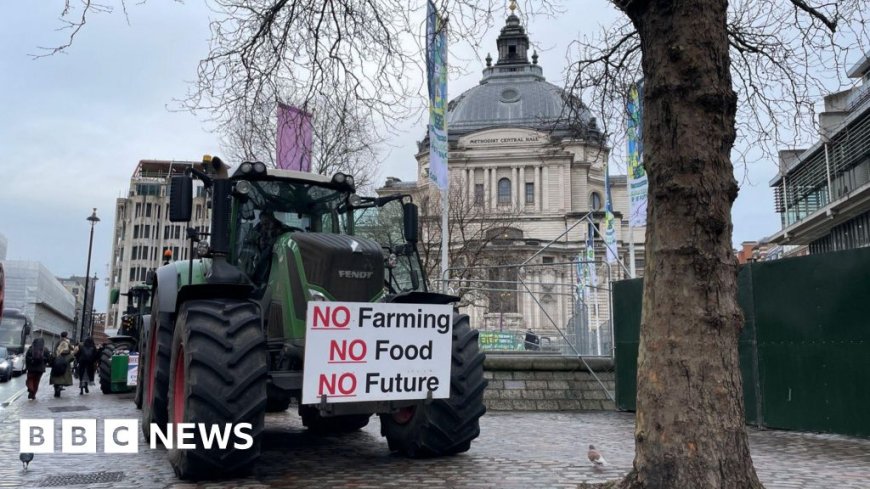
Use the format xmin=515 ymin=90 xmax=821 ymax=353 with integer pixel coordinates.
xmin=301 ymin=302 xmax=453 ymax=404
xmin=127 ymin=354 xmax=139 ymax=386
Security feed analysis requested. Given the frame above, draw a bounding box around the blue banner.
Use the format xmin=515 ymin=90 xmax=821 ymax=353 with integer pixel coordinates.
xmin=627 ymin=81 xmax=647 ymax=227
xmin=427 ymin=1 xmax=448 ymax=190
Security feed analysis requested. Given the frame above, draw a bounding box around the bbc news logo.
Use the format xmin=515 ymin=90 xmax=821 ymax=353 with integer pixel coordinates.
xmin=19 ymin=419 xmax=253 ymax=453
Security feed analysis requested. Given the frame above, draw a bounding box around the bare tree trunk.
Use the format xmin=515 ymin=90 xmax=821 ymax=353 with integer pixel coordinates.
xmin=614 ymin=0 xmax=764 ymax=487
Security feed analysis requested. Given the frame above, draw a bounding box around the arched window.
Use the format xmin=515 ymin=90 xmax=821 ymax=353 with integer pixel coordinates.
xmin=590 ymin=192 xmax=602 ymax=211
xmin=498 ymin=178 xmax=512 ymax=204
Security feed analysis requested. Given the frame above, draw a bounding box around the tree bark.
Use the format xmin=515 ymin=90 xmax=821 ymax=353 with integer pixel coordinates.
xmin=614 ymin=0 xmax=764 ymax=487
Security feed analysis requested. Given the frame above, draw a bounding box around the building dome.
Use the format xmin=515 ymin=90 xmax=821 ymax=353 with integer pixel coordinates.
xmin=439 ymin=12 xmax=601 ymax=143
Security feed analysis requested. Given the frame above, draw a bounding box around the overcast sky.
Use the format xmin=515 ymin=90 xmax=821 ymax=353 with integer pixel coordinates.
xmin=0 ymin=2 xmax=844 ymax=312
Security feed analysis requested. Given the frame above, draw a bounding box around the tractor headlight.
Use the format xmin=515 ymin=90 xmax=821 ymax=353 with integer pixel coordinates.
xmin=348 ymin=194 xmax=362 ymax=207
xmin=345 ymin=175 xmax=354 ymax=187
xmin=253 ymin=161 xmax=267 ymax=174
xmin=235 ymin=180 xmax=252 ymax=195
xmin=196 ymin=240 xmax=210 ymax=257
xmin=240 ymin=162 xmax=253 ymax=174
xmin=309 ymin=289 xmax=328 ymax=302
xmin=333 ymin=172 xmax=346 ymax=184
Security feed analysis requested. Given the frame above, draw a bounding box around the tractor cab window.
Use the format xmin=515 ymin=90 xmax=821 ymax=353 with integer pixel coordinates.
xmin=233 ymin=179 xmax=351 ymax=283
xmin=353 ymin=200 xmax=424 ymax=294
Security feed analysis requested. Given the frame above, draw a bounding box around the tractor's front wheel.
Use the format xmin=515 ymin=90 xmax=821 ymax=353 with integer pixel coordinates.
xmin=379 ymin=314 xmax=487 ymax=457
xmin=167 ymin=299 xmax=267 ymax=480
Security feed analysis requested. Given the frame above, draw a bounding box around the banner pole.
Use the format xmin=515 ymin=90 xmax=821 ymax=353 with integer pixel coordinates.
xmin=441 ymin=187 xmax=449 ymax=292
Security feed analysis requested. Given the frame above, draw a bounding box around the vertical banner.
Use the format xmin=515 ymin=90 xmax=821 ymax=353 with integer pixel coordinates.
xmin=626 ymin=81 xmax=647 ymax=227
xmin=576 ymin=252 xmax=586 ymax=300
xmin=603 ymin=160 xmax=618 ymax=263
xmin=277 ymin=102 xmax=313 ymax=171
xmin=427 ymin=0 xmax=448 ymax=190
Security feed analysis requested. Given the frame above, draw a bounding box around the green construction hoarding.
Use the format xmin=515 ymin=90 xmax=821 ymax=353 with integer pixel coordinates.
xmin=614 ymin=247 xmax=870 ymax=437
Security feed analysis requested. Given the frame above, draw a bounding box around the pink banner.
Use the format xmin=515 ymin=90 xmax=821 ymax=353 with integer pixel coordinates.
xmin=276 ymin=103 xmax=313 ymax=171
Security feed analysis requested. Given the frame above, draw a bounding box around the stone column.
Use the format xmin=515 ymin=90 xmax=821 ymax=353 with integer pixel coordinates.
xmin=511 ymin=167 xmax=519 ymax=210
xmin=519 ymin=166 xmax=526 ymax=210
xmin=480 ymin=168 xmax=489 ymax=209
xmin=536 ymin=166 xmax=542 ymax=212
xmin=491 ymin=167 xmax=498 ymax=209
xmin=542 ymin=166 xmax=550 ymax=213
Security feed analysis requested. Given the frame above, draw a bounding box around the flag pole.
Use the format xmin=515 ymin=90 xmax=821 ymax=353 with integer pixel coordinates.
xmin=441 ymin=186 xmax=449 ymax=292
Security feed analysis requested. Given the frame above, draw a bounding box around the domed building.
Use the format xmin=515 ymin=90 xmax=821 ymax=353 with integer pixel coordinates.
xmin=379 ymin=9 xmax=645 ymax=354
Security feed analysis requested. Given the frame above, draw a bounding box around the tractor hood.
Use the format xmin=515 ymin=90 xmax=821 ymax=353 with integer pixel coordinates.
xmin=289 ymin=233 xmax=384 ymax=302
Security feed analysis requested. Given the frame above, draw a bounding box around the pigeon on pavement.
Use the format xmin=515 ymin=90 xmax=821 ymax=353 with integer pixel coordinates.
xmin=20 ymin=452 xmax=34 ymax=471
xmin=587 ymin=444 xmax=607 ymax=466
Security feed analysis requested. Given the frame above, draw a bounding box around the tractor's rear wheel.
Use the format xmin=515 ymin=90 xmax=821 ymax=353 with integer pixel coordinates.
xmin=379 ymin=314 xmax=487 ymax=457
xmin=167 ymin=299 xmax=267 ymax=480
xmin=133 ymin=315 xmax=147 ymax=409
xmin=299 ymin=405 xmax=371 ymax=433
xmin=98 ymin=343 xmax=116 ymax=394
xmin=142 ymin=294 xmax=173 ymax=440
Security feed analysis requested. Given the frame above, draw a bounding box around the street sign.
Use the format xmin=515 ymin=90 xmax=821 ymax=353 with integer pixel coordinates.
xmin=301 ymin=302 xmax=453 ymax=404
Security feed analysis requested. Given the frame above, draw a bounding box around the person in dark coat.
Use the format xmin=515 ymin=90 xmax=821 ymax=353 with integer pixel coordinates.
xmin=50 ymin=332 xmax=74 ymax=397
xmin=25 ymin=337 xmax=51 ymax=399
xmin=74 ymin=337 xmax=98 ymax=394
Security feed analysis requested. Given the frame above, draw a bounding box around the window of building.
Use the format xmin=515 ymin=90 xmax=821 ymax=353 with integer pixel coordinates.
xmin=525 ymin=182 xmax=535 ymax=204
xmin=144 ymin=225 xmax=151 ymax=239
xmin=131 ymin=246 xmax=138 ymax=260
xmin=174 ymin=226 xmax=181 ymax=240
xmin=590 ymin=192 xmax=602 ymax=211
xmin=145 ymin=203 xmax=152 ymax=218
xmin=133 ymin=225 xmax=140 ymax=239
xmin=135 ymin=203 xmax=142 ymax=218
xmin=474 ymin=184 xmax=484 ymax=206
xmin=164 ymin=226 xmax=170 ymax=240
xmin=157 ymin=205 xmax=161 ymax=219
xmin=498 ymin=178 xmax=511 ymax=205
xmin=542 ymin=256 xmax=554 ymax=264
xmin=129 ymin=268 xmax=136 ymax=281
xmin=195 ymin=204 xmax=203 ymax=220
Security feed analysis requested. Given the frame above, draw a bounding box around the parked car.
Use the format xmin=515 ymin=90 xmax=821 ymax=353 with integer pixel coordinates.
xmin=0 ymin=346 xmax=13 ymax=381
xmin=11 ymin=350 xmax=25 ymax=375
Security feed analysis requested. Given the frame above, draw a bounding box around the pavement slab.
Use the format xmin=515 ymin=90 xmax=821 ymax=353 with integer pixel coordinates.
xmin=1 ymin=377 xmax=868 ymax=489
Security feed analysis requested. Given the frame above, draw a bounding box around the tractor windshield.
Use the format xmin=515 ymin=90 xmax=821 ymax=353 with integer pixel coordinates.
xmin=232 ymin=179 xmax=351 ymax=279
xmin=353 ymin=199 xmax=426 ymax=294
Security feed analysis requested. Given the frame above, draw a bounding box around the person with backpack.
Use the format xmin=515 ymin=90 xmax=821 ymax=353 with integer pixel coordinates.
xmin=25 ymin=337 xmax=51 ymax=399
xmin=50 ymin=331 xmax=74 ymax=398
xmin=74 ymin=337 xmax=98 ymax=394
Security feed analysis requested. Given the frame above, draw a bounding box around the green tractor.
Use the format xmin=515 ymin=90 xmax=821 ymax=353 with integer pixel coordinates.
xmin=139 ymin=156 xmax=487 ymax=480
xmin=99 ymin=284 xmax=151 ymax=395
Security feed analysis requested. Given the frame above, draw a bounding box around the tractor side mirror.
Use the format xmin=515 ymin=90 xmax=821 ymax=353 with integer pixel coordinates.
xmin=169 ymin=175 xmax=193 ymax=222
xmin=403 ymin=202 xmax=419 ymax=243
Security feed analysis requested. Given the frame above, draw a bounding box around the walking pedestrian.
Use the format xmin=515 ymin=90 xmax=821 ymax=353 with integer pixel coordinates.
xmin=74 ymin=337 xmax=98 ymax=394
xmin=49 ymin=332 xmax=74 ymax=398
xmin=24 ymin=337 xmax=51 ymax=400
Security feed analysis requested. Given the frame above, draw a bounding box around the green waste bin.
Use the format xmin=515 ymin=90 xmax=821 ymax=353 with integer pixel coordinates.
xmin=110 ymin=355 xmax=135 ymax=393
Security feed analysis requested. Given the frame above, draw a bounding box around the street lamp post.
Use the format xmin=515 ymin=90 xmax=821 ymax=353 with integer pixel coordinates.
xmin=79 ymin=208 xmax=100 ymax=341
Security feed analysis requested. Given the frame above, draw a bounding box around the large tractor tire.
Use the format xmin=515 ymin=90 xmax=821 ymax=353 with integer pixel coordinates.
xmin=167 ymin=299 xmax=268 ymax=480
xmin=299 ymin=405 xmax=371 ymax=433
xmin=142 ymin=294 xmax=174 ymax=440
xmin=133 ymin=315 xmax=147 ymax=409
xmin=379 ymin=314 xmax=487 ymax=457
xmin=98 ymin=343 xmax=117 ymax=394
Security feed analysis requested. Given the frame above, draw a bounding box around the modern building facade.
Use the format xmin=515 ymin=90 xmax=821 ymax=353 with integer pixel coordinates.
xmin=379 ymin=11 xmax=645 ymax=354
xmin=0 ymin=261 xmax=76 ymax=342
xmin=106 ymin=160 xmax=212 ymax=330
xmin=770 ymin=52 xmax=870 ymax=253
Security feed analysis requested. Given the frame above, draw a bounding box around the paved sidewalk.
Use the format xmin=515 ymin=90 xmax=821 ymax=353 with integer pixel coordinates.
xmin=1 ymin=377 xmax=868 ymax=488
